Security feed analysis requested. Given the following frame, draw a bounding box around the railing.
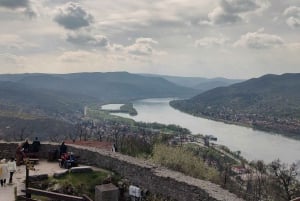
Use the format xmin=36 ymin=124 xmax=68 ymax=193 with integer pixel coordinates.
xmin=21 ymin=188 xmax=93 ymax=201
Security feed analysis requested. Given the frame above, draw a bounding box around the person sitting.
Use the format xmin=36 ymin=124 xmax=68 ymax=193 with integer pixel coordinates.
xmin=60 ymin=152 xmax=76 ymax=169
xmin=32 ymin=137 xmax=41 ymax=153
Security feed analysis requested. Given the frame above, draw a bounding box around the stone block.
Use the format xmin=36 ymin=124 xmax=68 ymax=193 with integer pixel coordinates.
xmin=70 ymin=166 xmax=93 ymax=173
xmin=95 ymin=183 xmax=119 ymax=201
xmin=28 ymin=174 xmax=48 ymax=182
xmin=53 ymin=169 xmax=69 ymax=178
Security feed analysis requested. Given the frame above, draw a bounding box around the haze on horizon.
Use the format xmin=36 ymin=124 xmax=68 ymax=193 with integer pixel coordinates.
xmin=0 ymin=0 xmax=299 ymax=79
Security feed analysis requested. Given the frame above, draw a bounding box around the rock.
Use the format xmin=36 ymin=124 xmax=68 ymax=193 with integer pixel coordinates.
xmin=70 ymin=166 xmax=93 ymax=173
xmin=53 ymin=169 xmax=69 ymax=178
xmin=28 ymin=174 xmax=48 ymax=182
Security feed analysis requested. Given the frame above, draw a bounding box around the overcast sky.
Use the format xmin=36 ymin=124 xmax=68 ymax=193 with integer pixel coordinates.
xmin=0 ymin=0 xmax=299 ymax=79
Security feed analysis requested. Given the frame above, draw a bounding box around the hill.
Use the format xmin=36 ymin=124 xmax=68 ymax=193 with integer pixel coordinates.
xmin=170 ymin=73 xmax=300 ymax=138
xmin=0 ymin=72 xmax=197 ymax=102
xmin=141 ymin=74 xmax=242 ymax=92
xmin=0 ymin=72 xmax=199 ymax=140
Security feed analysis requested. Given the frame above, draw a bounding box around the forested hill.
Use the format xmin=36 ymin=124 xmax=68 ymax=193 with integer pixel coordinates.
xmin=0 ymin=72 xmax=197 ymax=140
xmin=141 ymin=73 xmax=242 ymax=92
xmin=0 ymin=81 xmax=91 ymax=117
xmin=170 ymin=73 xmax=300 ymax=138
xmin=0 ymin=72 xmax=197 ymax=102
xmin=0 ymin=72 xmax=198 ymax=120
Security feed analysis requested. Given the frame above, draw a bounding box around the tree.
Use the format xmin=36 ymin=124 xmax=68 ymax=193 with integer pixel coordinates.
xmin=268 ymin=159 xmax=300 ymax=201
xmin=246 ymin=160 xmax=269 ymax=201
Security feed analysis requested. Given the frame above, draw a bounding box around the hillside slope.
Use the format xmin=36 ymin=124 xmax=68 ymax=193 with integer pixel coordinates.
xmin=171 ymin=73 xmax=300 ymax=138
xmin=141 ymin=74 xmax=242 ymax=91
xmin=0 ymin=72 xmax=197 ymax=102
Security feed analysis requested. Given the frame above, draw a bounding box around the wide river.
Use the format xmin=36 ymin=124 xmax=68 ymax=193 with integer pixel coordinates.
xmin=106 ymin=98 xmax=300 ymax=164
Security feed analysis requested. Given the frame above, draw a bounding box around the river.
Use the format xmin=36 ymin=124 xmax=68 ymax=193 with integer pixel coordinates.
xmin=103 ymin=98 xmax=300 ymax=164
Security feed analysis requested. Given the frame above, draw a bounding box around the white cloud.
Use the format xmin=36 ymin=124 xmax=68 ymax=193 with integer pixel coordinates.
xmin=0 ymin=0 xmax=299 ymax=78
xmin=58 ymin=50 xmax=99 ymax=63
xmin=0 ymin=53 xmax=27 ymax=72
xmin=108 ymin=37 xmax=164 ymax=57
xmin=234 ymin=29 xmax=284 ymax=49
xmin=202 ymin=0 xmax=270 ymax=25
xmin=125 ymin=38 xmax=164 ymax=56
xmin=206 ymin=7 xmax=241 ymax=25
xmin=66 ymin=31 xmax=109 ymax=48
xmin=195 ymin=36 xmax=229 ymax=47
xmin=54 ymin=2 xmax=93 ymax=30
xmin=0 ymin=34 xmax=37 ymax=50
xmin=283 ymin=6 xmax=300 ymax=28
xmin=136 ymin=38 xmax=158 ymax=44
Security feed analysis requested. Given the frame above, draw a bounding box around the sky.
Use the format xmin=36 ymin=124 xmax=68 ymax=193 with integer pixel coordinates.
xmin=0 ymin=0 xmax=299 ymax=79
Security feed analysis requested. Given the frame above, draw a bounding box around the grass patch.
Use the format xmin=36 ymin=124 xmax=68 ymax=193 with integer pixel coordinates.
xmin=152 ymin=144 xmax=221 ymax=184
xmin=48 ymin=171 xmax=114 ymax=199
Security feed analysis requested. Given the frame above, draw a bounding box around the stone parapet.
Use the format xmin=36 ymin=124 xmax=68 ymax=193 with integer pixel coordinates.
xmin=0 ymin=142 xmax=244 ymax=201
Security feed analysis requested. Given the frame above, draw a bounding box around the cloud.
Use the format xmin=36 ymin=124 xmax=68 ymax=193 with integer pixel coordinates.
xmin=207 ymin=7 xmax=242 ymax=25
xmin=0 ymin=53 xmax=27 ymax=71
xmin=0 ymin=34 xmax=37 ymax=50
xmin=202 ymin=0 xmax=270 ymax=25
xmin=0 ymin=0 xmax=36 ymax=17
xmin=0 ymin=0 xmax=29 ymax=9
xmin=234 ymin=29 xmax=284 ymax=49
xmin=135 ymin=38 xmax=158 ymax=44
xmin=108 ymin=37 xmax=165 ymax=57
xmin=58 ymin=50 xmax=98 ymax=63
xmin=126 ymin=38 xmax=159 ymax=56
xmin=195 ymin=36 xmax=229 ymax=47
xmin=54 ymin=2 xmax=94 ymax=30
xmin=66 ymin=32 xmax=109 ymax=48
xmin=283 ymin=6 xmax=300 ymax=28
xmin=220 ymin=0 xmax=258 ymax=13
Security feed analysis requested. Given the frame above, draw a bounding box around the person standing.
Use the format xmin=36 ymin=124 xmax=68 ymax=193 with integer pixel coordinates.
xmin=16 ymin=143 xmax=25 ymax=166
xmin=7 ymin=158 xmax=17 ymax=184
xmin=60 ymin=141 xmax=67 ymax=156
xmin=0 ymin=159 xmax=9 ymax=187
xmin=22 ymin=138 xmax=30 ymax=153
xmin=32 ymin=137 xmax=41 ymax=153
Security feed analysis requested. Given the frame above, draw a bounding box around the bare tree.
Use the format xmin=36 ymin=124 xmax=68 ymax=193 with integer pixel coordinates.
xmin=13 ymin=126 xmax=30 ymax=141
xmin=95 ymin=127 xmax=104 ymax=141
xmin=269 ymin=159 xmax=300 ymax=201
xmin=246 ymin=160 xmax=269 ymax=201
xmin=68 ymin=129 xmax=78 ymax=142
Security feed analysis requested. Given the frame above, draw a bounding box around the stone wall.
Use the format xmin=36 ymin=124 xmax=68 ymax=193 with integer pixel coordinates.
xmin=0 ymin=142 xmax=244 ymax=201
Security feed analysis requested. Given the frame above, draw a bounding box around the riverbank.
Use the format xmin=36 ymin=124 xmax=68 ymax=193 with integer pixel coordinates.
xmin=169 ymin=101 xmax=300 ymax=141
xmin=110 ymin=98 xmax=300 ymax=164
